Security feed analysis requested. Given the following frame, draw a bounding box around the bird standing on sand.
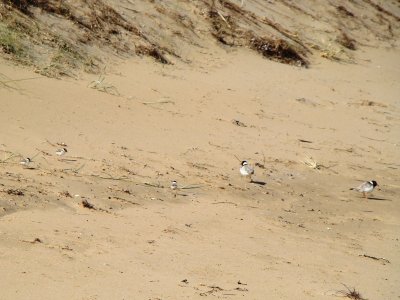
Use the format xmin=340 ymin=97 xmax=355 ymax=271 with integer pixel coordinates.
xmin=20 ymin=157 xmax=31 ymax=166
xmin=240 ymin=160 xmax=254 ymax=182
xmin=56 ymin=148 xmax=68 ymax=156
xmin=170 ymin=180 xmax=178 ymax=197
xmin=350 ymin=180 xmax=378 ymax=199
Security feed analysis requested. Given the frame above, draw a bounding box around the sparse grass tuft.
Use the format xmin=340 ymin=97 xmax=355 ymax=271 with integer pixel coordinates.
xmin=335 ymin=284 xmax=367 ymax=300
xmin=0 ymin=23 xmax=25 ymax=58
xmin=88 ymin=75 xmax=120 ymax=96
xmin=301 ymin=155 xmax=322 ymax=170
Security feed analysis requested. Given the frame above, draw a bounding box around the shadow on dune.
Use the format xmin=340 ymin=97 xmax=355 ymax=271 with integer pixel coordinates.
xmin=250 ymin=180 xmax=267 ymax=186
xmin=367 ymin=196 xmax=391 ymax=201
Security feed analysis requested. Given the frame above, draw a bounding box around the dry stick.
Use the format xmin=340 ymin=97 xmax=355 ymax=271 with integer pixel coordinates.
xmin=359 ymin=254 xmax=390 ymax=263
xmin=0 ymin=77 xmax=42 ymax=84
xmin=233 ymin=154 xmax=242 ymax=163
xmin=112 ymin=196 xmax=140 ymax=206
xmin=179 ymin=182 xmax=204 ymax=190
xmin=89 ymin=174 xmax=130 ymax=181
xmin=30 ymin=152 xmax=41 ymax=160
xmin=59 ymin=158 xmax=78 ymax=162
xmin=217 ymin=10 xmax=231 ymax=28
xmin=212 ymin=201 xmax=238 ymax=206
xmin=63 ymin=163 xmax=86 ymax=173
xmin=141 ymin=100 xmax=175 ymax=105
xmin=21 ymin=238 xmax=43 ymax=244
xmin=45 ymin=139 xmax=57 ymax=147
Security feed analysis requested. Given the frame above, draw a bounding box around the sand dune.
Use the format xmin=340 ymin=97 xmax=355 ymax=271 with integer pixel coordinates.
xmin=1 ymin=1 xmax=400 ymax=299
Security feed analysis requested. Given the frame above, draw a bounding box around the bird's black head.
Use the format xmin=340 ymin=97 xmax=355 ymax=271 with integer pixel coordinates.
xmin=63 ymin=148 xmax=68 ymax=152
xmin=241 ymin=160 xmax=248 ymax=166
xmin=371 ymin=180 xmax=378 ymax=187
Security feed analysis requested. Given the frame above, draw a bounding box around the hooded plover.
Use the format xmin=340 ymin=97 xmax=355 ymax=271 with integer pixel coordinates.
xmin=56 ymin=148 xmax=68 ymax=156
xmin=350 ymin=180 xmax=378 ymax=199
xmin=240 ymin=160 xmax=254 ymax=182
xmin=20 ymin=157 xmax=31 ymax=166
xmin=170 ymin=180 xmax=178 ymax=197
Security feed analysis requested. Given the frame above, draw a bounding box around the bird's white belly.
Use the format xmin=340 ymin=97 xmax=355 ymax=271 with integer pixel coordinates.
xmin=240 ymin=167 xmax=249 ymax=176
xmin=363 ymin=185 xmax=374 ymax=193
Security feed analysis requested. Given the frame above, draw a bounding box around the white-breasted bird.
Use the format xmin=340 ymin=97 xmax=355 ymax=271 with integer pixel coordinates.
xmin=56 ymin=148 xmax=68 ymax=156
xmin=350 ymin=180 xmax=378 ymax=199
xmin=240 ymin=160 xmax=254 ymax=182
xmin=170 ymin=180 xmax=178 ymax=197
xmin=20 ymin=157 xmax=31 ymax=166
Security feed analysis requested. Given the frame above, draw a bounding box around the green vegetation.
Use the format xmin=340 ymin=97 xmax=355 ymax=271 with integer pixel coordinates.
xmin=0 ymin=23 xmax=25 ymax=58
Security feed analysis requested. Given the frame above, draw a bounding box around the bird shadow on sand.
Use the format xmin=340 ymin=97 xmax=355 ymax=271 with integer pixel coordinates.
xmin=367 ymin=196 xmax=391 ymax=201
xmin=250 ymin=180 xmax=267 ymax=186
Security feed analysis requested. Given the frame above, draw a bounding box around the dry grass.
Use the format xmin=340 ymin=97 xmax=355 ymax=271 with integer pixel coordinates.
xmin=301 ymin=155 xmax=322 ymax=170
xmin=335 ymin=284 xmax=367 ymax=300
xmin=249 ymin=36 xmax=307 ymax=67
xmin=320 ymin=42 xmax=353 ymax=63
xmin=0 ymin=23 xmax=26 ymax=59
xmin=88 ymin=75 xmax=120 ymax=96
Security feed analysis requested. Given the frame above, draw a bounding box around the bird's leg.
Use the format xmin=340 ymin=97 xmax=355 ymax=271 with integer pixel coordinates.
xmin=363 ymin=192 xmax=367 ymax=199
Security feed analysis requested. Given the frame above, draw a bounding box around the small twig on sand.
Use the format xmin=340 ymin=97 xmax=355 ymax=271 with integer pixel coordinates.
xmin=141 ymin=100 xmax=175 ymax=105
xmin=359 ymin=254 xmax=390 ymax=264
xmin=212 ymin=201 xmax=237 ymax=206
xmin=45 ymin=139 xmax=57 ymax=147
xmin=21 ymin=238 xmax=43 ymax=244
xmin=298 ymin=139 xmax=313 ymax=143
xmin=112 ymin=196 xmax=140 ymax=206
xmin=233 ymin=154 xmax=242 ymax=162
xmin=180 ymin=184 xmax=203 ymax=190
xmin=89 ymin=174 xmax=129 ymax=181
xmin=63 ymin=163 xmax=86 ymax=173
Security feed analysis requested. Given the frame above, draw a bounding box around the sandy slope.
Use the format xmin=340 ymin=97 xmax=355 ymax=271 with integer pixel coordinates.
xmin=0 ymin=46 xmax=399 ymax=299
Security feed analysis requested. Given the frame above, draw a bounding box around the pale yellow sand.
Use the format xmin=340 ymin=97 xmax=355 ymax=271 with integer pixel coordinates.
xmin=0 ymin=45 xmax=399 ymax=299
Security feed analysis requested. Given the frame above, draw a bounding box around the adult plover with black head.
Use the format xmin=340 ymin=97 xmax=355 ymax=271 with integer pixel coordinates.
xmin=350 ymin=180 xmax=378 ymax=199
xmin=240 ymin=160 xmax=254 ymax=182
xmin=20 ymin=157 xmax=31 ymax=167
xmin=170 ymin=180 xmax=178 ymax=197
xmin=56 ymin=148 xmax=68 ymax=156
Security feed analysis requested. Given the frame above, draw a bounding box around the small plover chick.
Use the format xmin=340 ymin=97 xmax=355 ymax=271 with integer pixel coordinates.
xmin=350 ymin=180 xmax=378 ymax=199
xmin=240 ymin=160 xmax=254 ymax=182
xmin=56 ymin=148 xmax=68 ymax=156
